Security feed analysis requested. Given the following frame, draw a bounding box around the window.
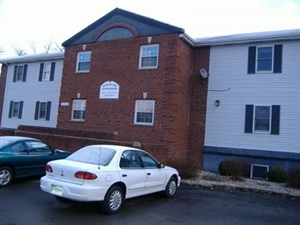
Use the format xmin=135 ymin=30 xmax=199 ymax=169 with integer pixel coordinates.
xmin=13 ymin=65 xmax=27 ymax=82
xmin=247 ymin=45 xmax=282 ymax=74
xmin=39 ymin=62 xmax=55 ymax=81
xmin=8 ymin=101 xmax=23 ymax=119
xmin=254 ymin=106 xmax=270 ymax=132
xmin=34 ymin=101 xmax=51 ymax=120
xmin=68 ymin=146 xmax=116 ymax=166
xmin=76 ymin=51 xmax=91 ymax=72
xmin=72 ymin=99 xmax=86 ymax=121
xmin=11 ymin=142 xmax=26 ymax=153
xmin=43 ymin=63 xmax=51 ymax=80
xmin=134 ymin=100 xmax=155 ymax=125
xmin=120 ymin=150 xmax=143 ymax=168
xmin=245 ymin=105 xmax=280 ymax=135
xmin=257 ymin=47 xmax=273 ymax=71
xmin=136 ymin=151 xmax=159 ymax=168
xmin=24 ymin=141 xmax=52 ymax=153
xmin=139 ymin=44 xmax=159 ymax=69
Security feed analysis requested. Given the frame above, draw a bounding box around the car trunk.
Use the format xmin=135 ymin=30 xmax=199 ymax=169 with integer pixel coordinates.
xmin=47 ymin=159 xmax=94 ymax=185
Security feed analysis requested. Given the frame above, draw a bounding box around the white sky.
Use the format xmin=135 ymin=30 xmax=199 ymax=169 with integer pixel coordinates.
xmin=0 ymin=0 xmax=299 ymax=57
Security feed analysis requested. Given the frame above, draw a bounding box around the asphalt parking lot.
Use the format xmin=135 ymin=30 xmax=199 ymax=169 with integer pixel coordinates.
xmin=1 ymin=177 xmax=299 ymax=225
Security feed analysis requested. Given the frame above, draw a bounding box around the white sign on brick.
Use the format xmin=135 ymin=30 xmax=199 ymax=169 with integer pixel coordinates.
xmin=99 ymin=81 xmax=119 ymax=99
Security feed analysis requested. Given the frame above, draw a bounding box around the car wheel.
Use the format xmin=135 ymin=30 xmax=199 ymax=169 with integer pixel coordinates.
xmin=102 ymin=185 xmax=124 ymax=214
xmin=0 ymin=166 xmax=14 ymax=188
xmin=164 ymin=177 xmax=177 ymax=198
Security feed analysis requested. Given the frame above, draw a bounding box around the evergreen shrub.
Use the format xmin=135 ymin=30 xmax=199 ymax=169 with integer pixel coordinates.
xmin=287 ymin=167 xmax=300 ymax=188
xmin=267 ymin=167 xmax=286 ymax=183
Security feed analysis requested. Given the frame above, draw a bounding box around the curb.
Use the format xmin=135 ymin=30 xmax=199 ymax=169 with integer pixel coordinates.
xmin=181 ymin=181 xmax=300 ymax=200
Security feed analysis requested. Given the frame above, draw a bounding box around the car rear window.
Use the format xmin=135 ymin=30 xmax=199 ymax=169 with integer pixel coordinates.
xmin=0 ymin=139 xmax=14 ymax=148
xmin=67 ymin=146 xmax=116 ymax=166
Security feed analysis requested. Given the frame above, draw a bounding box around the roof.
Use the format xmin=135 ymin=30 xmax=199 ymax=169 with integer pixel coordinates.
xmin=0 ymin=52 xmax=64 ymax=64
xmin=180 ymin=29 xmax=300 ymax=47
xmin=62 ymin=8 xmax=185 ymax=47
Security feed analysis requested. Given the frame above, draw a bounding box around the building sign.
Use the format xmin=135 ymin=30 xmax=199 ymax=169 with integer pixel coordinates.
xmin=99 ymin=81 xmax=119 ymax=99
xmin=60 ymin=102 xmax=69 ymax=106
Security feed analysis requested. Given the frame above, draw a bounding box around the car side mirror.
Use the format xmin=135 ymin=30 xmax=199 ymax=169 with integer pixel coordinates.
xmin=50 ymin=147 xmax=55 ymax=154
xmin=158 ymin=163 xmax=165 ymax=168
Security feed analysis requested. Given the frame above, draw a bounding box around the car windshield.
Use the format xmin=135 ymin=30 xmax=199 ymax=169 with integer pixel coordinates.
xmin=66 ymin=146 xmax=116 ymax=166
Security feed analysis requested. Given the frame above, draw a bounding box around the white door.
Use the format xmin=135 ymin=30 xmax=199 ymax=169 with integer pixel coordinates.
xmin=119 ymin=150 xmax=146 ymax=198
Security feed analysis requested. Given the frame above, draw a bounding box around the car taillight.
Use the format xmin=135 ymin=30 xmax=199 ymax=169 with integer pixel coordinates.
xmin=74 ymin=171 xmax=97 ymax=180
xmin=45 ymin=164 xmax=53 ymax=173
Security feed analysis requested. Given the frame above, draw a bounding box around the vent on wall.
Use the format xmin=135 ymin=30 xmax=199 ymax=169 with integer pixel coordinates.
xmin=250 ymin=164 xmax=269 ymax=180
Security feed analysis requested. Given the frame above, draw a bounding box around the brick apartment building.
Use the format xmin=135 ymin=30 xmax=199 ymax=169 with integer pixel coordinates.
xmin=55 ymin=8 xmax=209 ymax=167
xmin=2 ymin=8 xmax=297 ymax=174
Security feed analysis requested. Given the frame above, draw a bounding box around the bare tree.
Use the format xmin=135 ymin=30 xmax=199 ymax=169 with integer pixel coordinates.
xmin=53 ymin=41 xmax=64 ymax=52
xmin=28 ymin=40 xmax=37 ymax=54
xmin=43 ymin=39 xmax=54 ymax=53
xmin=12 ymin=45 xmax=27 ymax=56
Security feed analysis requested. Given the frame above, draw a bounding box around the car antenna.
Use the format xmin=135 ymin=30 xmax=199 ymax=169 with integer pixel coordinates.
xmin=98 ymin=146 xmax=101 ymax=170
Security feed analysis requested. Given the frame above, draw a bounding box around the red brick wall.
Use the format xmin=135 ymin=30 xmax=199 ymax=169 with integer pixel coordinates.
xmin=56 ymin=34 xmax=199 ymax=165
xmin=0 ymin=35 xmax=209 ymax=171
xmin=14 ymin=125 xmax=122 ymax=152
xmin=187 ymin=47 xmax=210 ymax=169
xmin=0 ymin=129 xmax=15 ymax=136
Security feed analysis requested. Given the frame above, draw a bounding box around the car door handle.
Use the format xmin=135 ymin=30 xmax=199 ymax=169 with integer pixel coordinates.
xmin=122 ymin=174 xmax=127 ymax=177
xmin=147 ymin=173 xmax=151 ymax=176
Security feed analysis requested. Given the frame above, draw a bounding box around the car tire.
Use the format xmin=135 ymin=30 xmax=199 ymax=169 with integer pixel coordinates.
xmin=102 ymin=185 xmax=124 ymax=214
xmin=0 ymin=166 xmax=14 ymax=188
xmin=164 ymin=177 xmax=177 ymax=198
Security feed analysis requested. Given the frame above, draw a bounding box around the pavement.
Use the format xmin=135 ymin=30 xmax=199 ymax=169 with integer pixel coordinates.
xmin=181 ymin=171 xmax=300 ymax=199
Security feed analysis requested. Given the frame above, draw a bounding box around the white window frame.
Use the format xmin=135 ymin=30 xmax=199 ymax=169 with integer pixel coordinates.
xmin=43 ymin=63 xmax=51 ymax=81
xmin=134 ymin=100 xmax=155 ymax=126
xmin=12 ymin=102 xmax=20 ymax=118
xmin=253 ymin=105 xmax=271 ymax=133
xmin=139 ymin=44 xmax=159 ymax=69
xmin=256 ymin=46 xmax=273 ymax=73
xmin=76 ymin=51 xmax=91 ymax=72
xmin=72 ymin=99 xmax=86 ymax=121
xmin=38 ymin=102 xmax=47 ymax=119
xmin=16 ymin=65 xmax=24 ymax=82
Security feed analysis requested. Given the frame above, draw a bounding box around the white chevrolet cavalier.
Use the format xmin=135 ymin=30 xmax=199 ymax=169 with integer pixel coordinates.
xmin=40 ymin=145 xmax=181 ymax=214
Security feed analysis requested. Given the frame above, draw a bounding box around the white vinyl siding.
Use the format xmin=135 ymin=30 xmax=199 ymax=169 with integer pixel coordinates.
xmin=1 ymin=57 xmax=63 ymax=129
xmin=205 ymin=40 xmax=300 ymax=154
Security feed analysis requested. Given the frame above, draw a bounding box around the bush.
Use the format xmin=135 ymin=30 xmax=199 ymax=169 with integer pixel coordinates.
xmin=218 ymin=158 xmax=250 ymax=177
xmin=267 ymin=167 xmax=286 ymax=183
xmin=287 ymin=167 xmax=300 ymax=189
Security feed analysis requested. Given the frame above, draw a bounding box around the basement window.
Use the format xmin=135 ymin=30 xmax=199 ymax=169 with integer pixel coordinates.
xmin=250 ymin=164 xmax=269 ymax=180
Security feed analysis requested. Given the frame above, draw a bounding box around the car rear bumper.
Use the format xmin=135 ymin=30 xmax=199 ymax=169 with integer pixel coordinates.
xmin=40 ymin=176 xmax=109 ymax=202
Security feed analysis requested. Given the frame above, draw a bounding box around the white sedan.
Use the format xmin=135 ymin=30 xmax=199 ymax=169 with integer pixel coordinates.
xmin=40 ymin=144 xmax=181 ymax=214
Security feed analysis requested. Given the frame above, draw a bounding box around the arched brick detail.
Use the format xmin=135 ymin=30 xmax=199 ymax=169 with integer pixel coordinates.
xmin=93 ymin=23 xmax=138 ymax=42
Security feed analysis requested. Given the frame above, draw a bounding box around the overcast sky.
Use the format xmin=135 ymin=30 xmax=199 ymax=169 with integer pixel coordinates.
xmin=0 ymin=0 xmax=299 ymax=57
